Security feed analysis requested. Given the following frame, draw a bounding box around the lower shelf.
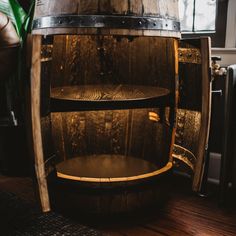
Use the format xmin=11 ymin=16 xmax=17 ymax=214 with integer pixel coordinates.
xmin=56 ymin=155 xmax=172 ymax=183
xmin=49 ymin=158 xmax=172 ymax=215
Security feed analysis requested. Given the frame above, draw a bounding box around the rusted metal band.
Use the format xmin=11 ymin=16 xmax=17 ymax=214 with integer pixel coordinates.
xmin=33 ymin=15 xmax=180 ymax=32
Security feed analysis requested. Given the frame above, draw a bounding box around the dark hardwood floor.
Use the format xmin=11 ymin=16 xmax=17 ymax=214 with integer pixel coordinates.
xmin=0 ymin=174 xmax=235 ymax=236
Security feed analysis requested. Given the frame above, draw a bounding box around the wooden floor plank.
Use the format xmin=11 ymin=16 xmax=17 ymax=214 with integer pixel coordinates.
xmin=0 ymin=175 xmax=235 ymax=236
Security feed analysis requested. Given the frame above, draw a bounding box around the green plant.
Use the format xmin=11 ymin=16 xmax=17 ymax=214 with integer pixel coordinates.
xmin=0 ymin=0 xmax=34 ymax=41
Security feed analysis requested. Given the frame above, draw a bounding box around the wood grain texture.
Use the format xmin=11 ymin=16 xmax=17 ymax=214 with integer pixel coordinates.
xmin=175 ymin=110 xmax=201 ymax=158
xmin=48 ymin=167 xmax=171 ymax=215
xmin=97 ymin=178 xmax=236 ymax=236
xmin=33 ymin=0 xmax=180 ymax=37
xmin=192 ymin=37 xmax=212 ymax=191
xmin=50 ymin=109 xmax=172 ymax=167
xmin=177 ymin=38 xmax=211 ymax=192
xmin=168 ymin=38 xmax=179 ymax=163
xmin=38 ymin=35 xmax=178 ymax=198
xmin=34 ymin=0 xmax=179 ymax=18
xmin=56 ymin=156 xmax=172 ymax=182
xmin=30 ymin=36 xmax=50 ymax=212
xmin=51 ymin=85 xmax=170 ymax=101
xmin=0 ymin=175 xmax=236 ymax=235
xmin=50 ymin=36 xmax=176 ymax=90
xmin=46 ymin=35 xmax=177 ymax=168
xmin=36 ymin=33 xmax=178 ymax=213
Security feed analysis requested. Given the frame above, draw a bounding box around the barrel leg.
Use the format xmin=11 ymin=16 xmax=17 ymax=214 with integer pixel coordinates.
xmin=30 ymin=35 xmax=50 ymax=212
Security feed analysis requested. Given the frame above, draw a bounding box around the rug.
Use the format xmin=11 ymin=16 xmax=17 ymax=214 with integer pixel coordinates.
xmin=0 ymin=191 xmax=104 ymax=236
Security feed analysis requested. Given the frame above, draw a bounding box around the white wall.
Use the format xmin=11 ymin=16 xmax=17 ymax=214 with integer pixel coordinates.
xmin=211 ymin=0 xmax=236 ymax=67
xmin=211 ymin=48 xmax=236 ymax=67
xmin=225 ymin=0 xmax=236 ymax=48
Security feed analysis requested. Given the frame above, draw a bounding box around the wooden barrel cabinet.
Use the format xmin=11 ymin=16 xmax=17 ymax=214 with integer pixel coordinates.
xmin=29 ymin=0 xmax=211 ymax=214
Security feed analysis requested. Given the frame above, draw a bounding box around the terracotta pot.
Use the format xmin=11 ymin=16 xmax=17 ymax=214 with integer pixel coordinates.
xmin=0 ymin=12 xmax=20 ymax=79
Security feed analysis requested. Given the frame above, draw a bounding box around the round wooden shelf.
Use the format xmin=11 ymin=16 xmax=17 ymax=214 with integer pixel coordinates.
xmin=56 ymin=155 xmax=172 ymax=183
xmin=51 ymin=85 xmax=170 ymax=101
xmin=51 ymin=85 xmax=170 ymax=112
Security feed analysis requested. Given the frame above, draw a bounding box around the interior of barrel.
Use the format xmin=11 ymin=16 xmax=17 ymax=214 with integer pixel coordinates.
xmin=41 ymin=34 xmax=177 ymax=183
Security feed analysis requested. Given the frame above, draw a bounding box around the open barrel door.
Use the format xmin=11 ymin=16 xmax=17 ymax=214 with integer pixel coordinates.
xmin=174 ymin=37 xmax=212 ymax=192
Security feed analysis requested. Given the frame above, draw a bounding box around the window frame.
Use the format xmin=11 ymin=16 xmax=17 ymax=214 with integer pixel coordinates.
xmin=181 ymin=0 xmax=228 ymax=48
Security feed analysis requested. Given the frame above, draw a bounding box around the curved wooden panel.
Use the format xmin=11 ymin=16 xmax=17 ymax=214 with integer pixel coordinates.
xmin=174 ymin=38 xmax=212 ymax=192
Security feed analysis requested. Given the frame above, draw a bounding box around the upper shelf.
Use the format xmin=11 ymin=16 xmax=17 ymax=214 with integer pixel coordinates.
xmin=50 ymin=85 xmax=171 ymax=112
